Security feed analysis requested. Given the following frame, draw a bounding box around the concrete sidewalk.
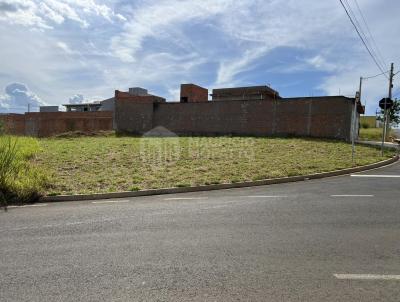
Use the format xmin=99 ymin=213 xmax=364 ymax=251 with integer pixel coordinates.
xmin=357 ymin=140 xmax=400 ymax=150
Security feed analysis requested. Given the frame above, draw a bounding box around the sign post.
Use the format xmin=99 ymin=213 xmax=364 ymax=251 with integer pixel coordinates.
xmin=379 ymin=97 xmax=394 ymax=155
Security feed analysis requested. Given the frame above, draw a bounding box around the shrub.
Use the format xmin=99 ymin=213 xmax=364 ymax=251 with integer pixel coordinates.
xmin=361 ymin=122 xmax=370 ymax=129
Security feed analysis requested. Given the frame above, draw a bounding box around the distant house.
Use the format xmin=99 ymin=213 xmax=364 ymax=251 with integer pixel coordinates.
xmin=63 ymin=87 xmax=164 ymax=112
xmin=99 ymin=97 xmax=115 ymax=111
xmin=112 ymin=87 xmax=165 ymax=105
xmin=63 ymin=102 xmax=102 ymax=112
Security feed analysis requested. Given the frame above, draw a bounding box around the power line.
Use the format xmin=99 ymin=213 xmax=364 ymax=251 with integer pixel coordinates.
xmin=342 ymin=0 xmax=387 ymax=76
xmin=344 ymin=0 xmax=371 ymax=51
xmin=353 ymin=0 xmax=388 ymax=69
xmin=363 ymin=70 xmax=389 ymax=80
xmin=343 ymin=0 xmax=385 ymax=73
xmin=339 ymin=0 xmax=388 ymax=75
xmin=354 ymin=0 xmax=387 ymax=66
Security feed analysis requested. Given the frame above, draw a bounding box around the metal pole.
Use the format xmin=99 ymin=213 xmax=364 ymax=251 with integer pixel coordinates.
xmin=351 ymin=77 xmax=363 ymax=165
xmin=381 ymin=63 xmax=394 ymax=155
xmin=359 ymin=77 xmax=363 ymax=112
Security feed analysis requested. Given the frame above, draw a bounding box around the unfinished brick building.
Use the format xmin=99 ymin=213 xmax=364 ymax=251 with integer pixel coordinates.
xmin=211 ymin=85 xmax=280 ymax=101
xmin=180 ymin=84 xmax=208 ymax=103
xmin=114 ymin=84 xmax=364 ymax=141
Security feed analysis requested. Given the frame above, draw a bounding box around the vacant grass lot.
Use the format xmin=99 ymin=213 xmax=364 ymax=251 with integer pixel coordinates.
xmin=33 ymin=136 xmax=394 ymax=195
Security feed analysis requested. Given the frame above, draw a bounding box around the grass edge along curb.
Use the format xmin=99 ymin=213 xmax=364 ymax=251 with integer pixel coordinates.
xmin=42 ymin=155 xmax=399 ymax=202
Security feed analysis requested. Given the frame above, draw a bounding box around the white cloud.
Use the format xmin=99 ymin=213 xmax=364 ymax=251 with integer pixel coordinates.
xmin=39 ymin=2 xmax=64 ymax=25
xmin=56 ymin=41 xmax=74 ymax=54
xmin=64 ymin=0 xmax=119 ymax=22
xmin=43 ymin=0 xmax=88 ymax=27
xmin=216 ymin=47 xmax=268 ymax=87
xmin=0 ymin=0 xmax=51 ymax=29
xmin=110 ymin=0 xmax=344 ymax=87
xmin=68 ymin=94 xmax=102 ymax=104
xmin=306 ymin=55 xmax=337 ymax=73
xmin=0 ymin=0 xmax=125 ymax=29
xmin=0 ymin=82 xmax=45 ymax=113
xmin=167 ymin=88 xmax=180 ymax=102
xmin=68 ymin=94 xmax=84 ymax=104
xmin=110 ymin=0 xmax=233 ymax=63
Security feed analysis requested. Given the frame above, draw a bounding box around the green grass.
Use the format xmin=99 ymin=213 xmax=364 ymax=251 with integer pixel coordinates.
xmin=31 ymin=136 xmax=394 ymax=196
xmin=0 ymin=136 xmax=48 ymax=205
xmin=359 ymin=128 xmax=398 ymax=141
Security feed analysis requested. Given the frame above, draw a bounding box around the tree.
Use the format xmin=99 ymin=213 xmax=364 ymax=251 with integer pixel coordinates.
xmin=378 ymin=99 xmax=400 ymax=127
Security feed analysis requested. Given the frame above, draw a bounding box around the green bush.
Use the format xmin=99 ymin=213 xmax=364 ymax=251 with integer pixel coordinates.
xmin=0 ymin=136 xmax=48 ymax=207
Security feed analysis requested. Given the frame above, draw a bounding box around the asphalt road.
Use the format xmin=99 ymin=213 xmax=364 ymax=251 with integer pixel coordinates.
xmin=1 ymin=162 xmax=400 ymax=301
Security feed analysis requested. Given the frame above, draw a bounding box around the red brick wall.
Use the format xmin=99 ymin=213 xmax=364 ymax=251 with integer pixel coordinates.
xmin=273 ymin=100 xmax=311 ymax=136
xmin=115 ymin=90 xmax=166 ymax=103
xmin=212 ymin=86 xmax=280 ymax=101
xmin=115 ymin=96 xmax=354 ymax=141
xmin=26 ymin=112 xmax=113 ymax=137
xmin=0 ymin=114 xmax=26 ymax=135
xmin=180 ymin=84 xmax=208 ymax=102
xmin=152 ymin=100 xmax=275 ymax=135
xmin=114 ymin=100 xmax=154 ymax=134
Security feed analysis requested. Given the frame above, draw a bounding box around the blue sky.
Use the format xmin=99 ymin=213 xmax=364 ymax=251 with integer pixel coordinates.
xmin=0 ymin=0 xmax=399 ymax=115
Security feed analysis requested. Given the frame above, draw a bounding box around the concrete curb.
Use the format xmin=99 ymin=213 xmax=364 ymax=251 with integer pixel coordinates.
xmin=42 ymin=155 xmax=399 ymax=202
xmin=357 ymin=140 xmax=400 ymax=151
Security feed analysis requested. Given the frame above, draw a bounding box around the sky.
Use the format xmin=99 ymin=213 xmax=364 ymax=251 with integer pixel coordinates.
xmin=0 ymin=0 xmax=399 ymax=115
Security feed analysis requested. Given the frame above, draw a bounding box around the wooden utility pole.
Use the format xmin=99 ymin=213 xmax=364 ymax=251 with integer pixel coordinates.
xmin=381 ymin=63 xmax=394 ymax=155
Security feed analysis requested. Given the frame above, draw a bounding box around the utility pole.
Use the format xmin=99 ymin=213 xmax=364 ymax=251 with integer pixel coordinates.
xmin=27 ymin=103 xmax=30 ymax=113
xmin=381 ymin=63 xmax=394 ymax=155
xmin=359 ymin=77 xmax=363 ymax=112
xmin=352 ymin=90 xmax=360 ymax=165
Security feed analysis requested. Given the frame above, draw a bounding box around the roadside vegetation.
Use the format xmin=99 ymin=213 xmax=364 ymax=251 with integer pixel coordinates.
xmin=32 ymin=136 xmax=394 ymax=196
xmin=359 ymin=127 xmax=398 ymax=141
xmin=0 ymin=135 xmax=48 ymax=207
